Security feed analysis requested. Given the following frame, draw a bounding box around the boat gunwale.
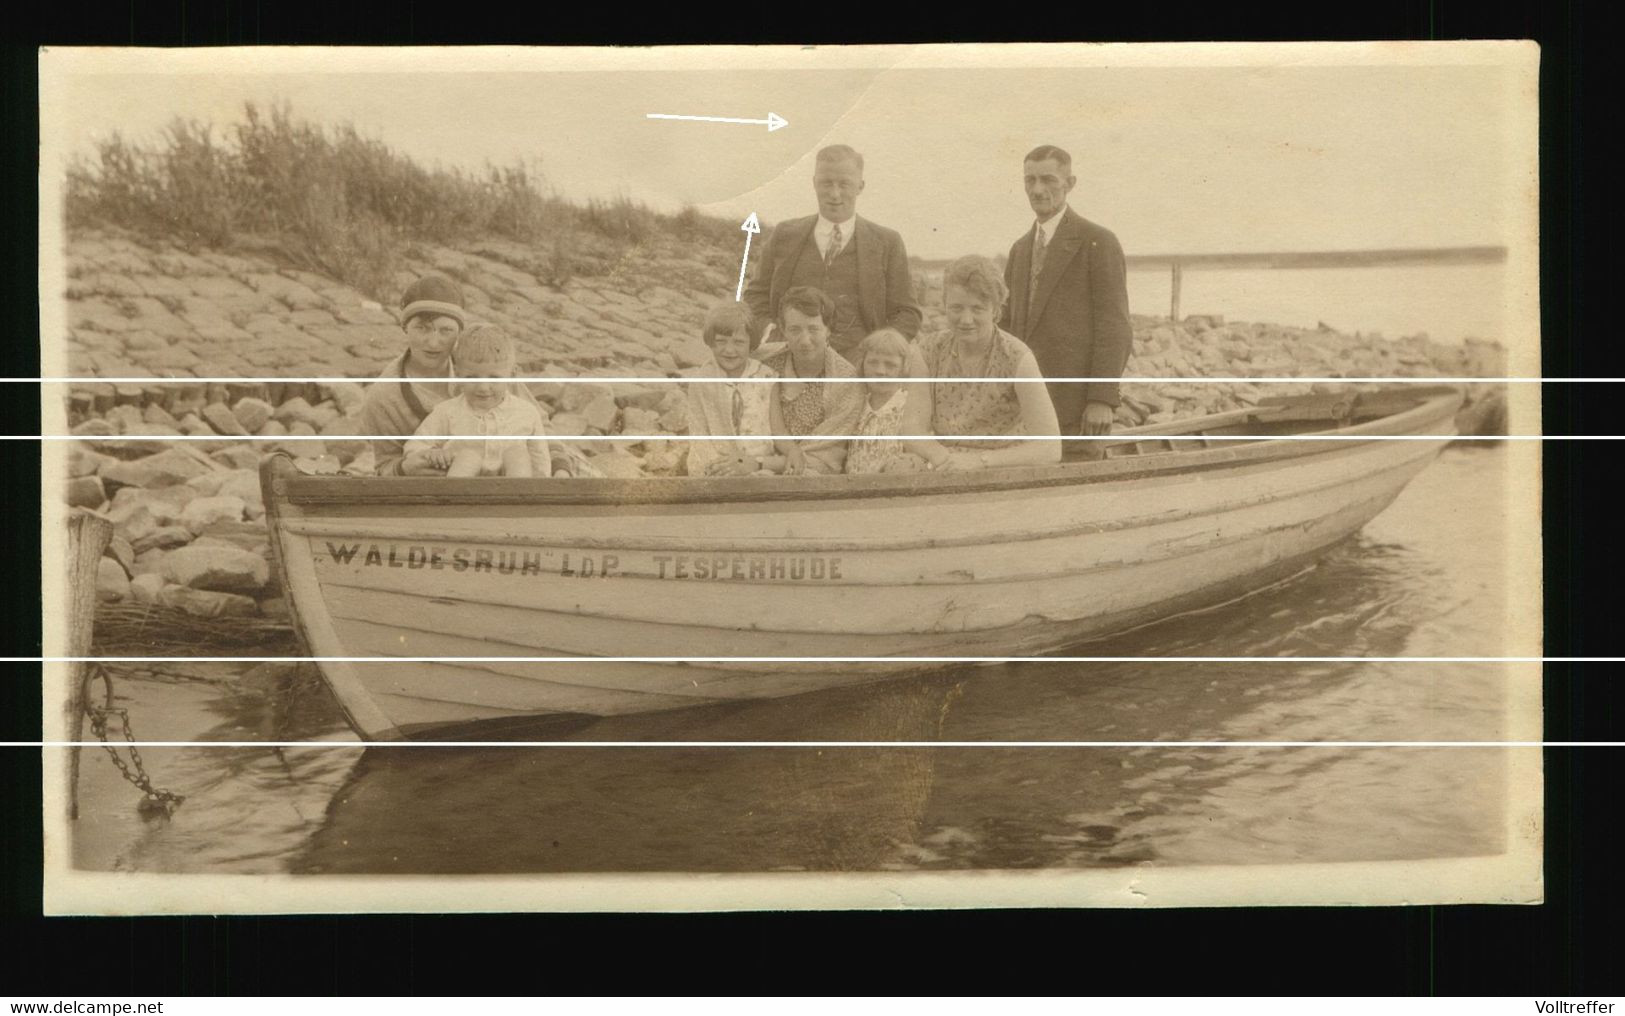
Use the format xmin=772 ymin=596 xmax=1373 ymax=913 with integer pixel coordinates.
xmin=268 ymin=389 xmax=1463 ymax=509
xmin=317 ymin=478 xmax=1407 ymax=638
xmin=279 ymin=443 xmax=1438 ymax=555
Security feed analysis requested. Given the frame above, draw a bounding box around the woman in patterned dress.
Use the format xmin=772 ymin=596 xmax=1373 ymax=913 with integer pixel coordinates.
xmin=902 ymin=255 xmax=1062 ymax=470
xmin=760 ymin=286 xmax=865 ymax=475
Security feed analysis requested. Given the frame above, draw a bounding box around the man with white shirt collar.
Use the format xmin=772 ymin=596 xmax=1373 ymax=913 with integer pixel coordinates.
xmin=1001 ymin=144 xmax=1134 ymax=439
xmin=744 ymin=144 xmax=921 ymax=363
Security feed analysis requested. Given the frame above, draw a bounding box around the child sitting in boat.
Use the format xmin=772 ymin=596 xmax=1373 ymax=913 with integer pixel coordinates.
xmin=846 ymin=328 xmax=934 ymax=474
xmin=404 ymin=324 xmax=551 ymax=478
xmin=684 ymin=302 xmax=785 ymax=476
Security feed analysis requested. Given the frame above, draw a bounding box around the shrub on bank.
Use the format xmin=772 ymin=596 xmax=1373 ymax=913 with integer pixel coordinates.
xmin=65 ymin=102 xmax=740 ymax=300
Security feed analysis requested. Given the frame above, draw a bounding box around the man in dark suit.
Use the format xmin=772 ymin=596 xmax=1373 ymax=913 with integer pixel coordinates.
xmin=1000 ymin=144 xmax=1134 ymax=437
xmin=744 ymin=144 xmax=921 ymax=363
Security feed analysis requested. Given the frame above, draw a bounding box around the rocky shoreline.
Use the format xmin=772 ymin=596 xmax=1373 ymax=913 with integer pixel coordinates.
xmin=60 ymin=229 xmax=1508 ymax=620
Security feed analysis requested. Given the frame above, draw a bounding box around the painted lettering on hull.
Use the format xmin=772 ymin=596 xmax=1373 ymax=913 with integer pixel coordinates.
xmin=650 ymin=554 xmax=842 ymax=581
xmin=321 ymin=542 xmax=842 ymax=581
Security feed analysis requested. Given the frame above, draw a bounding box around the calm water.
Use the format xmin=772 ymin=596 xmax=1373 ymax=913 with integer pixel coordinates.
xmin=72 ymin=445 xmax=1517 ymax=874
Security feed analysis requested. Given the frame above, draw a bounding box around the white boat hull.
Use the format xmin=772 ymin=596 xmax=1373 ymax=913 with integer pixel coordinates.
xmin=263 ymin=392 xmax=1460 ymax=738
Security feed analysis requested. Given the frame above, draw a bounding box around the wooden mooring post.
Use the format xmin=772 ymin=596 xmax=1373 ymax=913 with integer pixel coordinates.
xmin=66 ymin=512 xmax=112 ymax=820
xmin=1169 ymin=262 xmax=1183 ymax=323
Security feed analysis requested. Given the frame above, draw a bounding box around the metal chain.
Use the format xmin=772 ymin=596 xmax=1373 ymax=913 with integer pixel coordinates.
xmin=84 ymin=663 xmax=185 ymax=819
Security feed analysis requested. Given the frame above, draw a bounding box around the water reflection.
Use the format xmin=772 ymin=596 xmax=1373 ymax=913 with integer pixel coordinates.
xmin=72 ymin=447 xmax=1516 ymax=874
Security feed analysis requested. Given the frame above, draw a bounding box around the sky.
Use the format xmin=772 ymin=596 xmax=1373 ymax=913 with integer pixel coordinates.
xmin=45 ymin=49 xmax=1534 ymax=262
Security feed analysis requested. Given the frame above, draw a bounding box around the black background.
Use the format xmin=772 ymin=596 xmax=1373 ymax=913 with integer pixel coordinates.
xmin=2 ymin=0 xmax=1620 ymax=997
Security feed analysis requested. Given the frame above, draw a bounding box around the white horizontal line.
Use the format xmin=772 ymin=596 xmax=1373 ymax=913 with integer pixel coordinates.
xmin=22 ymin=434 xmax=1510 ymax=442
xmin=12 ymin=740 xmax=1596 ymax=749
xmin=24 ymin=656 xmax=1579 ymax=663
xmin=24 ymin=376 xmax=1533 ymax=385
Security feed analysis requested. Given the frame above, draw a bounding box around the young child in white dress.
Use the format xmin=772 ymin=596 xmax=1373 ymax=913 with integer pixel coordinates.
xmin=845 ymin=328 xmax=930 ymax=475
xmin=405 ymin=324 xmax=550 ymax=477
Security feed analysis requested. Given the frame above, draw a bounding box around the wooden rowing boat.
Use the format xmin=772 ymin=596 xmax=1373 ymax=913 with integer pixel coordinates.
xmin=261 ymin=386 xmax=1463 ymax=740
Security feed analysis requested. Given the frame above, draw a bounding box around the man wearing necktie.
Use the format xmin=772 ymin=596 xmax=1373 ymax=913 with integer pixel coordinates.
xmin=1000 ymin=144 xmax=1134 ymax=440
xmin=744 ymin=144 xmax=922 ymax=364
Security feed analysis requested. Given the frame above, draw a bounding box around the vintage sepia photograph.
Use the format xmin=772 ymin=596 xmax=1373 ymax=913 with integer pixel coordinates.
xmin=38 ymin=43 xmax=1542 ymax=912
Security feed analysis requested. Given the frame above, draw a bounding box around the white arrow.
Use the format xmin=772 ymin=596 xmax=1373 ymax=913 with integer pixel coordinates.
xmin=647 ymin=112 xmax=788 ymax=132
xmin=735 ymin=213 xmax=761 ymax=302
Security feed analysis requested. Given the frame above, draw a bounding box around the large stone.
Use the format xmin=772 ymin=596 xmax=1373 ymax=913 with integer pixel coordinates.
xmin=656 ymin=389 xmax=686 ymax=415
xmin=316 ymin=408 xmax=355 ymax=435
xmin=644 ymin=445 xmax=686 ymax=476
xmin=106 ymin=484 xmax=194 ymax=526
xmin=187 ymin=467 xmax=253 ymax=497
xmin=106 ymin=535 xmax=136 ymax=574
xmin=155 ymin=584 xmax=259 ymax=619
xmin=69 ymin=446 xmax=113 ymax=478
xmin=188 ymin=469 xmax=264 ymax=514
xmin=233 ymin=397 xmax=274 ymax=433
xmin=202 ymin=403 xmax=250 ymax=436
xmin=106 ymin=422 xmax=183 ymax=454
xmin=658 ymin=404 xmax=689 ymax=433
xmin=142 ymin=403 xmax=181 ymax=429
xmin=66 ymin=475 xmax=106 ymax=508
xmin=83 ymin=427 xmax=176 ymax=461
xmin=294 ymin=455 xmax=342 ymax=475
xmin=271 ymin=396 xmax=328 ymax=430
xmin=548 ymin=412 xmax=588 ymax=437
xmin=128 ymin=572 xmax=166 ymax=605
xmin=129 ymin=548 xmax=167 ymax=576
xmin=180 ymin=494 xmax=248 ymax=534
xmin=620 ymin=407 xmax=661 ymax=435
xmin=97 ymin=558 xmax=130 ymax=603
xmin=105 ymin=404 xmax=145 ymax=433
xmin=100 ymin=447 xmax=217 ymax=489
xmin=586 ymin=450 xmax=646 ymax=479
xmin=71 ymin=418 xmax=114 ymax=437
xmin=110 ymin=504 xmax=162 ymax=546
xmin=581 ymin=394 xmax=620 ymax=432
xmin=323 ymin=383 xmax=366 ymax=414
xmin=314 ymin=403 xmax=348 ymax=431
xmin=192 ymin=521 xmax=270 ymax=554
xmin=673 ymin=340 xmax=714 ymax=369
xmin=211 ymin=444 xmax=264 ymax=470
xmin=262 ymin=432 xmax=324 ymax=458
xmin=1129 ymin=391 xmax=1169 ymax=415
xmin=131 ymin=526 xmax=195 ymax=555
xmin=162 ymin=383 xmax=208 ymax=416
xmin=558 ymin=383 xmax=615 ymax=415
xmin=176 ymin=413 xmax=214 ymax=437
xmin=340 ymin=450 xmax=376 ymax=476
xmin=160 ymin=543 xmax=270 ymax=594
xmin=612 ymin=384 xmax=666 ymax=411
xmin=526 ymin=381 xmax=566 ymax=406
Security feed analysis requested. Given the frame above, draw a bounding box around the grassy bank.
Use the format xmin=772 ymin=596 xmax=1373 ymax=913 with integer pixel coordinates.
xmin=65 ymin=102 xmax=742 ymax=301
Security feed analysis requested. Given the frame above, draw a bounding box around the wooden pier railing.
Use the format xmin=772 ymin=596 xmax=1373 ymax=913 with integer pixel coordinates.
xmin=1126 ymin=246 xmax=1509 ymax=322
